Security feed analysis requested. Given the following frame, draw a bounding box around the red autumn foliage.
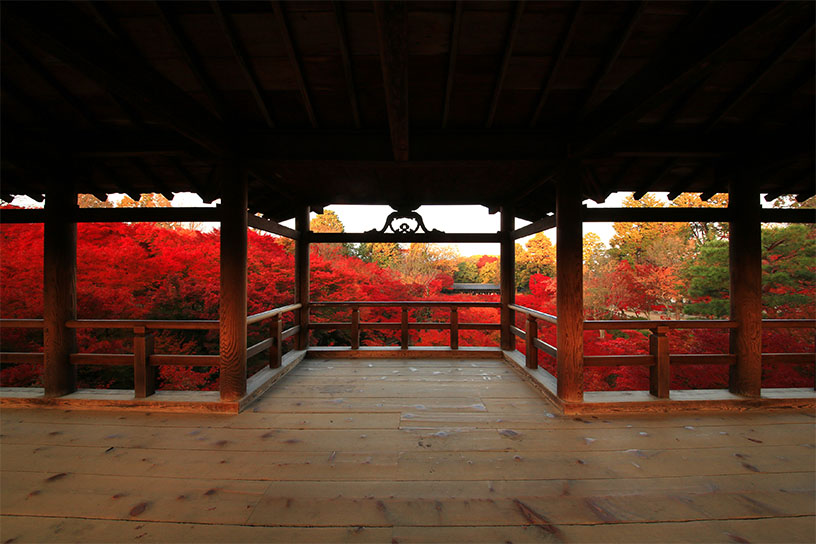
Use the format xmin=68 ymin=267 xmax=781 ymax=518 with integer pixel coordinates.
xmin=1 ymin=211 xmax=812 ymax=392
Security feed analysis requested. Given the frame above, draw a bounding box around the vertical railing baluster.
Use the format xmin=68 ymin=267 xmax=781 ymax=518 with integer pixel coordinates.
xmin=269 ymin=314 xmax=282 ymax=368
xmin=134 ymin=325 xmax=155 ymax=398
xmin=649 ymin=325 xmax=669 ymax=398
xmin=351 ymin=306 xmax=360 ymax=350
xmin=525 ymin=315 xmax=538 ymax=369
xmin=401 ymin=306 xmax=409 ymax=349
xmin=450 ymin=306 xmax=459 ymax=350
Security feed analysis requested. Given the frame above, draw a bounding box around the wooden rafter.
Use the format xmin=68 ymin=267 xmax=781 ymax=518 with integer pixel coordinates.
xmin=271 ymin=0 xmax=317 ymax=128
xmin=167 ymin=156 xmax=206 ymax=196
xmin=153 ymin=1 xmax=226 ymax=120
xmin=576 ymin=2 xmax=804 ymax=156
xmin=704 ymin=19 xmax=815 ymax=132
xmin=530 ymin=2 xmax=581 ymax=128
xmin=666 ymin=164 xmax=706 ymax=200
xmin=96 ymin=163 xmax=140 ymax=202
xmin=4 ymin=2 xmax=227 ymax=154
xmin=596 ymin=158 xmax=636 ymax=201
xmin=332 ymin=1 xmax=360 ymax=128
xmin=442 ymin=0 xmax=464 ymax=129
xmin=3 ymin=38 xmax=95 ymax=125
xmin=210 ymin=1 xmax=275 ymax=128
xmin=578 ymin=2 xmax=644 ymax=120
xmin=582 ymin=164 xmax=605 ymax=204
xmin=633 ymin=159 xmax=675 ymax=200
xmin=373 ymin=0 xmax=409 ymax=161
xmin=485 ymin=0 xmax=526 ymax=128
xmin=128 ymin=158 xmax=173 ymax=201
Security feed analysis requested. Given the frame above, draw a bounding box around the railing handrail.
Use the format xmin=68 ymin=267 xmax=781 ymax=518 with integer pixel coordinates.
xmin=584 ymin=319 xmax=738 ymax=330
xmin=507 ymin=304 xmax=557 ymax=325
xmin=247 ymin=303 xmax=302 ymax=325
xmin=0 ymin=318 xmax=44 ymax=328
xmin=310 ymin=300 xmax=501 ymax=308
xmin=762 ymin=319 xmax=816 ymax=329
xmin=65 ymin=319 xmax=219 ymax=330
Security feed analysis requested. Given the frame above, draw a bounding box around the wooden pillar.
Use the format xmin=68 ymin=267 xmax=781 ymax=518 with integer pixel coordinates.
xmin=525 ymin=315 xmax=538 ymax=369
xmin=43 ymin=186 xmax=77 ymax=397
xmin=649 ymin=325 xmax=669 ymax=398
xmin=450 ymin=306 xmax=459 ymax=350
xmin=500 ymin=206 xmax=515 ymax=350
xmin=401 ymin=307 xmax=409 ymax=349
xmin=269 ymin=314 xmax=282 ymax=369
xmin=219 ymin=163 xmax=248 ymax=401
xmin=729 ymin=174 xmax=762 ymax=397
xmin=133 ymin=326 xmax=156 ymax=398
xmin=556 ymin=169 xmax=584 ymax=402
xmin=350 ymin=307 xmax=360 ymax=350
xmin=295 ymin=206 xmax=310 ymax=350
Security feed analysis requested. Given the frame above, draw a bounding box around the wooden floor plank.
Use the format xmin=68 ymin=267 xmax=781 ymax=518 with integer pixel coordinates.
xmin=2 ymin=420 xmax=811 ymax=453
xmin=4 ymin=443 xmax=812 ymax=482
xmin=1 ymin=356 xmax=814 ymax=543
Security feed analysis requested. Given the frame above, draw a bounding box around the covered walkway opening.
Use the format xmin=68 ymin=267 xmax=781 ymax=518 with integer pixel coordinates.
xmin=1 ymin=1 xmax=814 ymax=541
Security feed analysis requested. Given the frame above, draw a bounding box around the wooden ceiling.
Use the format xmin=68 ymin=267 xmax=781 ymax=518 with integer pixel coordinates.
xmin=1 ymin=1 xmax=813 ymax=221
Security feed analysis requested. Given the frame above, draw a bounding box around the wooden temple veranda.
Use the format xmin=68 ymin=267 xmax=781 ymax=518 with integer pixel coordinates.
xmin=0 ymin=1 xmax=815 ymax=542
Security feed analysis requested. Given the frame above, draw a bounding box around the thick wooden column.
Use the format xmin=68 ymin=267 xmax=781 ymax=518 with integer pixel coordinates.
xmin=43 ymin=187 xmax=77 ymax=397
xmin=556 ymin=170 xmax=584 ymax=402
xmin=729 ymin=174 xmax=762 ymax=397
xmin=500 ymin=206 xmax=515 ymax=351
xmin=219 ymin=164 xmax=248 ymax=401
xmin=295 ymin=206 xmax=310 ymax=350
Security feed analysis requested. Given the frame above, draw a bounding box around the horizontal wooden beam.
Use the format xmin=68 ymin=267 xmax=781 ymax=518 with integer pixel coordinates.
xmin=247 ymin=214 xmax=299 ymax=239
xmin=513 ymin=216 xmax=555 ymax=238
xmin=0 ymin=209 xmax=45 ymax=223
xmin=583 ymin=207 xmax=815 ymax=224
xmin=583 ymin=207 xmax=731 ymax=223
xmin=0 ymin=352 xmax=44 ymax=364
xmin=310 ymin=301 xmax=501 ymax=308
xmin=584 ymin=319 xmax=737 ymax=330
xmin=72 ymin=207 xmax=221 ymax=223
xmin=760 ymin=208 xmax=815 ymax=224
xmin=584 ymin=355 xmax=655 ymax=367
xmin=307 ymin=232 xmax=501 ymax=244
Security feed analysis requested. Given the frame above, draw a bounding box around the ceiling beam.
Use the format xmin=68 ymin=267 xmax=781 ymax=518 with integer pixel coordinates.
xmin=3 ymin=38 xmax=95 ymax=125
xmin=703 ymin=18 xmax=815 ymax=132
xmin=373 ymin=0 xmax=410 ymax=161
xmin=530 ymin=2 xmax=581 ymax=128
xmin=578 ymin=2 xmax=644 ymax=120
xmin=332 ymin=1 xmax=361 ymax=128
xmin=575 ymin=2 xmax=808 ymax=157
xmin=210 ymin=1 xmax=275 ymax=128
xmin=4 ymin=2 xmax=227 ymax=155
xmin=271 ymin=0 xmax=317 ymax=128
xmin=513 ymin=216 xmax=556 ymax=239
xmin=153 ymin=1 xmax=227 ymax=120
xmin=442 ymin=0 xmax=464 ymax=129
xmin=485 ymin=0 xmax=526 ymax=128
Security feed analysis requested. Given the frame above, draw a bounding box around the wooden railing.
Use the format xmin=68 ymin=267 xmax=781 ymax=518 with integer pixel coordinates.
xmin=0 ymin=303 xmax=303 ymax=398
xmin=66 ymin=319 xmax=219 ymax=398
xmin=504 ymin=306 xmax=815 ymax=399
xmin=246 ymin=303 xmax=302 ymax=367
xmin=0 ymin=319 xmax=45 ymax=365
xmin=308 ymin=301 xmax=501 ymax=349
xmin=508 ymin=304 xmax=558 ymax=367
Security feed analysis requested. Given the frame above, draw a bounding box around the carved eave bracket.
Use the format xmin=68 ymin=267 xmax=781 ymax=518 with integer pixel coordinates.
xmin=366 ymin=206 xmax=443 ymax=235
